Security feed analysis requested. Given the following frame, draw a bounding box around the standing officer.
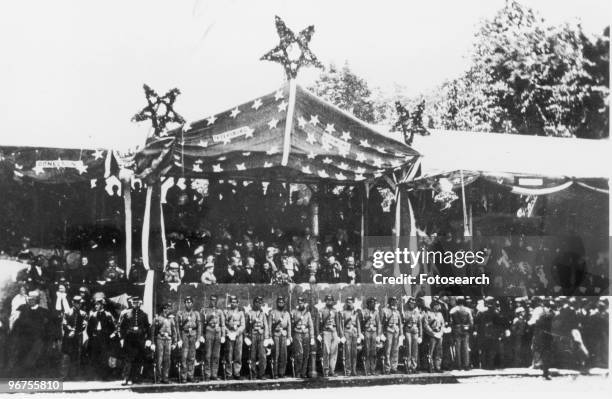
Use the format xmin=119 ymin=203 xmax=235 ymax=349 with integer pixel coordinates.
xmin=151 ymin=303 xmax=178 ymax=383
xmin=224 ymin=295 xmax=245 ymax=379
xmin=361 ymin=297 xmax=381 ymax=375
xmin=246 ymin=296 xmax=269 ymax=379
xmin=177 ymin=296 xmax=201 ymax=382
xmin=340 ymin=296 xmax=361 ymax=376
xmin=475 ymin=297 xmax=506 ymax=369
xmin=202 ymin=294 xmax=226 ymax=380
xmin=61 ymin=295 xmax=88 ymax=379
xmin=87 ymin=298 xmax=116 ymax=380
xmin=291 ymin=295 xmax=314 ymax=378
xmin=403 ymin=297 xmax=422 ymax=373
xmin=381 ymin=296 xmax=403 ymax=374
xmin=450 ymin=297 xmax=473 ymax=370
xmin=318 ymin=294 xmax=342 ymax=377
xmin=119 ymin=296 xmax=151 ymax=385
xmin=269 ymin=296 xmax=292 ymax=378
xmin=424 ymin=299 xmax=445 ymax=373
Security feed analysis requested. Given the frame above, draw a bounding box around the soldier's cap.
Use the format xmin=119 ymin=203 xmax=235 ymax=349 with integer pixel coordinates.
xmin=366 ymin=296 xmax=376 ymax=303
xmin=132 ymin=296 xmax=142 ymax=302
xmin=209 ymin=294 xmax=218 ymax=300
xmin=163 ymin=302 xmax=172 ymax=309
xmin=388 ymin=296 xmax=397 ymax=303
xmin=277 ymin=296 xmax=286 ymax=302
xmin=73 ymin=295 xmax=84 ymax=302
xmin=184 ymin=296 xmax=193 ymax=303
xmin=515 ymin=307 xmax=525 ymax=314
xmin=169 ymin=262 xmax=179 ymax=269
xmin=345 ymin=296 xmax=354 ymax=302
xmin=297 ymin=295 xmax=305 ymax=302
xmin=407 ymin=297 xmax=416 ymax=303
xmin=229 ymin=295 xmax=238 ymax=302
xmin=254 ymin=296 xmax=263 ymax=303
xmin=431 ymin=299 xmax=441 ymax=307
xmin=324 ymin=294 xmax=334 ymax=301
xmin=94 ymin=297 xmax=106 ymax=304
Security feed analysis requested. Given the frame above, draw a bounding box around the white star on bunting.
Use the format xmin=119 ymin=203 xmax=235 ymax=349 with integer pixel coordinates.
xmin=307 ymin=151 xmax=316 ymax=159
xmin=335 ymin=172 xmax=347 ymax=181
xmin=206 ymin=115 xmax=217 ymax=125
xmin=323 ymin=157 xmax=333 ymax=164
xmin=236 ymin=163 xmax=246 ymax=171
xmin=76 ymin=164 xmax=88 ymax=174
xmin=33 ymin=164 xmax=45 ymax=175
xmin=198 ymin=140 xmax=208 ymax=147
xmin=321 ymin=141 xmax=332 ymax=151
xmin=360 ymin=139 xmax=371 ymax=148
xmin=355 ymin=153 xmax=366 ymax=163
xmin=297 ymin=116 xmax=307 ymax=128
xmin=301 ymin=166 xmax=312 ymax=174
xmin=376 ymin=146 xmax=387 ymax=154
xmin=341 ymin=131 xmax=352 ymax=141
xmin=93 ymin=150 xmax=104 ymax=160
xmin=230 ymin=108 xmax=241 ymax=118
xmin=267 ymin=145 xmax=279 ymax=155
xmin=324 ymin=124 xmax=335 ymax=134
xmin=338 ymin=162 xmax=349 ymax=170
xmin=274 ymin=90 xmax=284 ymax=101
xmin=338 ymin=146 xmax=350 ymax=157
xmin=268 ymin=118 xmax=279 ymax=129
xmin=193 ymin=164 xmax=203 ymax=172
xmin=309 ymin=115 xmax=319 ymax=126
xmin=355 ymin=174 xmax=366 ymax=181
xmin=277 ymin=101 xmax=288 ymax=112
xmin=242 ymin=152 xmax=251 ymax=156
xmin=264 ymin=161 xmax=273 ymax=168
xmin=356 ymin=167 xmax=366 ymax=174
xmin=244 ymin=127 xmax=255 ymax=138
xmin=213 ymin=164 xmax=223 ymax=172
xmin=252 ymin=99 xmax=263 ymax=110
xmin=318 ymin=170 xmax=329 ymax=178
xmin=373 ymin=159 xmax=383 ymax=168
xmin=218 ymin=156 xmax=227 ymax=161
xmin=306 ymin=132 xmax=317 ymax=144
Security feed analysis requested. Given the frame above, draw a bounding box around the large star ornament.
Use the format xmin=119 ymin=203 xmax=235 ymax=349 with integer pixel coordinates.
xmin=132 ymin=84 xmax=185 ymax=137
xmin=260 ymin=16 xmax=323 ymax=80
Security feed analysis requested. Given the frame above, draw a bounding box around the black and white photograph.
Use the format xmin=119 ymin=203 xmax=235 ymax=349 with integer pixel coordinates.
xmin=0 ymin=0 xmax=610 ymax=397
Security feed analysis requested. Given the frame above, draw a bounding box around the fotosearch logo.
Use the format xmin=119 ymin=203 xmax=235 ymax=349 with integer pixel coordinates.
xmin=371 ymin=248 xmax=486 ymax=269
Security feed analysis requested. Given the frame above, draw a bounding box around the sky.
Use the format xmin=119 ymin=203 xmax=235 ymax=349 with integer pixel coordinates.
xmin=0 ymin=0 xmax=609 ymax=150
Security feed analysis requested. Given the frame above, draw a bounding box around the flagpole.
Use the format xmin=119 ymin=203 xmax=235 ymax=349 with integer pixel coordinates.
xmin=281 ymin=79 xmax=297 ymax=166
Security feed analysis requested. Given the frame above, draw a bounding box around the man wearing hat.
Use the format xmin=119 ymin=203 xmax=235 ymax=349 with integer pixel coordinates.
xmin=449 ymin=297 xmax=473 ymax=370
xmin=87 ymin=298 xmax=116 ymax=380
xmin=246 ymin=296 xmax=269 ymax=379
xmin=291 ymin=295 xmax=315 ymax=378
xmin=202 ymin=294 xmax=226 ymax=380
xmin=60 ymin=295 xmax=88 ymax=379
xmin=403 ymin=297 xmax=422 ymax=373
xmin=165 ymin=262 xmax=183 ymax=284
xmin=118 ymin=296 xmax=151 ymax=385
xmin=224 ymin=295 xmax=245 ymax=379
xmin=318 ymin=294 xmax=342 ymax=377
xmin=340 ymin=296 xmax=361 ymax=376
xmin=177 ymin=296 xmax=201 ymax=382
xmin=527 ymin=297 xmax=553 ymax=379
xmin=361 ymin=297 xmax=381 ymax=375
xmin=152 ymin=302 xmax=177 ymax=383
xmin=474 ymin=297 xmax=506 ymax=369
xmin=423 ymin=299 xmax=445 ymax=372
xmin=269 ymin=296 xmax=292 ymax=378
xmin=381 ymin=296 xmax=403 ymax=374
xmin=200 ymin=256 xmax=217 ymax=285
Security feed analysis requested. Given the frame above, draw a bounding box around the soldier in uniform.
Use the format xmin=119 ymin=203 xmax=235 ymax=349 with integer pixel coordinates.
xmin=528 ymin=298 xmax=554 ymax=379
xmin=151 ymin=303 xmax=178 ymax=383
xmin=340 ymin=296 xmax=361 ymax=376
xmin=224 ymin=295 xmax=245 ymax=379
xmin=361 ymin=297 xmax=381 ymax=375
xmin=291 ymin=295 xmax=315 ymax=378
xmin=381 ymin=296 xmax=403 ymax=374
xmin=61 ymin=295 xmax=88 ymax=379
xmin=423 ymin=299 xmax=445 ymax=372
xmin=403 ymin=297 xmax=422 ymax=373
xmin=177 ymin=296 xmax=202 ymax=382
xmin=449 ymin=297 xmax=473 ymax=370
xmin=475 ymin=297 xmax=506 ymax=369
xmin=246 ymin=296 xmax=270 ymax=379
xmin=118 ymin=296 xmax=151 ymax=385
xmin=87 ymin=298 xmax=116 ymax=380
xmin=269 ymin=296 xmax=292 ymax=378
xmin=318 ymin=294 xmax=342 ymax=377
xmin=201 ymin=294 xmax=225 ymax=380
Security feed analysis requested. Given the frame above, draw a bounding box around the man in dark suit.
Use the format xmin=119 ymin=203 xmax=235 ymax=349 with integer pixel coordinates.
xmin=118 ymin=296 xmax=151 ymax=385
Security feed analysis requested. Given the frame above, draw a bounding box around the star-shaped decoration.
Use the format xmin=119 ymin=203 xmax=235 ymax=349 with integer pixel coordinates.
xmin=335 ymin=172 xmax=347 ymax=181
xmin=321 ymin=141 xmax=332 ymax=151
xmin=360 ymin=139 xmax=371 ymax=148
xmin=268 ymin=118 xmax=280 ymax=129
xmin=193 ymin=164 xmax=203 ymax=172
xmin=341 ymin=131 xmax=352 ymax=141
xmin=132 ymin=84 xmax=185 ymax=137
xmin=376 ymin=146 xmax=387 ymax=154
xmin=322 ymin=157 xmax=333 ymax=164
xmin=274 ymin=90 xmax=284 ymax=101
xmin=213 ymin=164 xmax=223 ymax=172
xmin=252 ymin=99 xmax=263 ymax=110
xmin=306 ymin=132 xmax=317 ymax=144
xmin=355 ymin=153 xmax=366 ymax=163
xmin=230 ymin=107 xmax=241 ymax=118
xmin=301 ymin=166 xmax=312 ymax=174
xmin=244 ymin=127 xmax=255 ymax=138
xmin=374 ymin=171 xmax=383 ymax=178
xmin=307 ymin=151 xmax=316 ymax=159
xmin=168 ymin=282 xmax=180 ymax=292
xmin=222 ymin=136 xmax=232 ymax=145
xmin=182 ymin=122 xmax=192 ymax=132
xmin=92 ymin=149 xmax=105 ymax=160
xmin=218 ymin=156 xmax=227 ymax=161
xmin=356 ymin=167 xmax=366 ymax=174
xmin=324 ymin=124 xmax=335 ymax=134
xmin=338 ymin=146 xmax=350 ymax=157
xmin=14 ymin=163 xmax=23 ymax=170
xmin=267 ymin=145 xmax=280 ymax=155
xmin=206 ymin=115 xmax=217 ymax=125
xmin=198 ymin=140 xmax=208 ymax=147
xmin=297 ymin=116 xmax=307 ymax=128
xmin=355 ymin=174 xmax=366 ymax=181
xmin=236 ymin=163 xmax=246 ymax=171
xmin=318 ymin=170 xmax=329 ymax=178
xmin=373 ymin=159 xmax=383 ymax=168
xmin=33 ymin=164 xmax=45 ymax=175
xmin=260 ymin=16 xmax=323 ymax=80
xmin=338 ymin=162 xmax=349 ymax=170
xmin=309 ymin=115 xmax=319 ymax=126
xmin=242 ymin=152 xmax=252 ymax=156
xmin=76 ymin=163 xmax=88 ymax=175
xmin=277 ymin=101 xmax=288 ymax=112
xmin=264 ymin=161 xmax=273 ymax=168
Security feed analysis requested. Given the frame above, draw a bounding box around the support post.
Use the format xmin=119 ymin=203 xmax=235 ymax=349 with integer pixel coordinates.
xmin=123 ymin=182 xmax=132 ymax=276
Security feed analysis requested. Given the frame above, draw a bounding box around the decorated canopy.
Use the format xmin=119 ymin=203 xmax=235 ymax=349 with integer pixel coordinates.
xmin=0 ymin=145 xmax=116 ymax=184
xmin=135 ymin=84 xmax=419 ymax=184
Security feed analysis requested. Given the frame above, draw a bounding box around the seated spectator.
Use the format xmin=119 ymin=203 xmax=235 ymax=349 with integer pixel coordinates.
xmin=238 ymin=256 xmax=258 ymax=284
xmin=182 ymin=255 xmax=201 ymax=283
xmin=10 ymin=282 xmax=29 ymax=329
xmin=281 ymin=245 xmax=300 ymax=281
xmin=128 ymin=257 xmax=147 ymax=283
xmin=165 ymin=262 xmax=182 ymax=283
xmin=219 ymin=254 xmax=241 ymax=284
xmin=201 ymin=257 xmax=217 ymax=284
xmin=101 ymin=257 xmax=125 ymax=282
xmin=320 ymin=255 xmax=342 ymax=283
xmin=341 ymin=256 xmax=360 ymax=284
xmin=69 ymin=255 xmax=97 ymax=286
